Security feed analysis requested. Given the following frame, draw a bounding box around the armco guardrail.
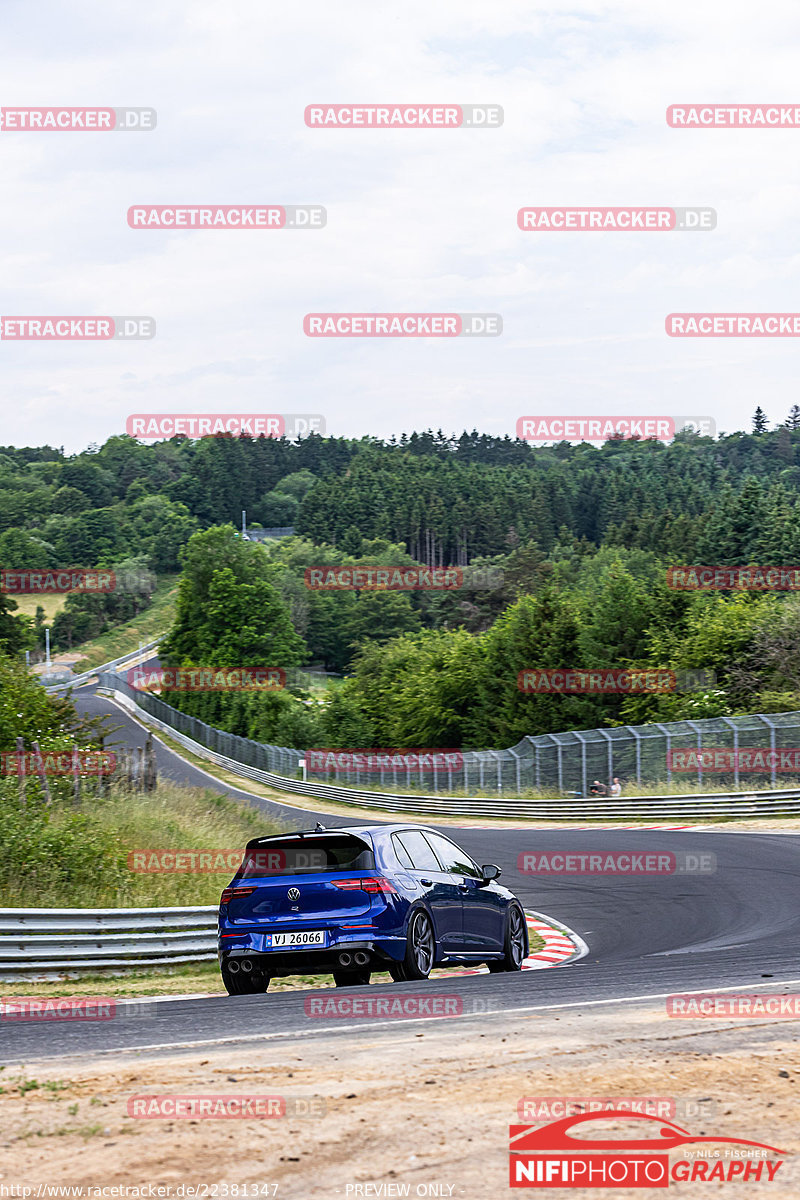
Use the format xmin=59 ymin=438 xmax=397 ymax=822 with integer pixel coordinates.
xmin=0 ymin=906 xmax=217 ymax=977
xmin=40 ymin=640 xmax=160 ymax=692
xmin=96 ymin=674 xmax=800 ymax=820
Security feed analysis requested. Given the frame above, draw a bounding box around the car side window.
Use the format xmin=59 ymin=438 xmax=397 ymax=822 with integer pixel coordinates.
xmin=391 ymin=834 xmax=414 ymax=869
xmin=394 ymin=831 xmax=441 ymax=872
xmin=424 ymin=833 xmax=482 ymax=878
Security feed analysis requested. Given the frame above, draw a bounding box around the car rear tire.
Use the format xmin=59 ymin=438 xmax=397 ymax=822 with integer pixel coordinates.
xmin=487 ymin=903 xmax=527 ymax=973
xmin=333 ymin=968 xmax=371 ymax=987
xmin=221 ymin=965 xmax=271 ymax=995
xmin=391 ymin=909 xmax=435 ymax=982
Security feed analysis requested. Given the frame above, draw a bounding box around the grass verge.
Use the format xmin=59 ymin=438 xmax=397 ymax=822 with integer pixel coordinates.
xmin=0 ymin=779 xmax=283 ymax=909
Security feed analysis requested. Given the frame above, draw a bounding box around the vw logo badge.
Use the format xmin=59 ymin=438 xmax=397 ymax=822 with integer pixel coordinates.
xmin=287 ymin=887 xmax=300 ymax=901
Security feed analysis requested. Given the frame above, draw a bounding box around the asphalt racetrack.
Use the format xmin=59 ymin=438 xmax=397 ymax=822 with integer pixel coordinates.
xmin=6 ymin=686 xmax=799 ymax=1063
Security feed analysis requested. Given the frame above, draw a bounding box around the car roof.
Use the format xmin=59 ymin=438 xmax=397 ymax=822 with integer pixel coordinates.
xmin=246 ymin=822 xmax=441 ymax=848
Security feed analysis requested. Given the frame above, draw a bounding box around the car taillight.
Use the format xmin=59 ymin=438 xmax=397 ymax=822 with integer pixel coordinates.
xmin=220 ymin=886 xmax=256 ymax=905
xmin=332 ymin=877 xmax=397 ymax=894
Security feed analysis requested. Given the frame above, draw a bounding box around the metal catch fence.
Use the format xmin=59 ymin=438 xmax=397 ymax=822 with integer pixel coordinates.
xmin=98 ymin=673 xmax=800 ymax=796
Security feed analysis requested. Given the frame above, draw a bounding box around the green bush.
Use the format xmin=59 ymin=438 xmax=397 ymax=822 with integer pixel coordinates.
xmin=0 ymin=789 xmax=126 ymax=905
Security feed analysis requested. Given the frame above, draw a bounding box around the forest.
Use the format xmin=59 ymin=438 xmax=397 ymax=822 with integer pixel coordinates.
xmin=2 ymin=417 xmax=800 ymax=750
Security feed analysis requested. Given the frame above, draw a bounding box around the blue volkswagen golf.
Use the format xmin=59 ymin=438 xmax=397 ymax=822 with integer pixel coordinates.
xmin=218 ymin=823 xmax=528 ymax=993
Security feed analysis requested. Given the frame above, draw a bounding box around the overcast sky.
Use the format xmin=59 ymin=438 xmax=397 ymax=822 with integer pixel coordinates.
xmin=2 ymin=0 xmax=800 ymax=453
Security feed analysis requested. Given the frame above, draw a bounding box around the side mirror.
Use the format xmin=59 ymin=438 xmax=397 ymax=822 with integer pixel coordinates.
xmin=479 ymin=863 xmax=502 ymax=886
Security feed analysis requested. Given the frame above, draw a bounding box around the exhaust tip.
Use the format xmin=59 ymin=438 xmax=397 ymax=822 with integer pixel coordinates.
xmin=354 ymin=951 xmax=370 ymax=966
xmin=338 ymin=951 xmax=353 ymax=967
xmin=228 ymin=960 xmax=241 ymax=974
xmin=241 ymin=958 xmax=254 ymax=973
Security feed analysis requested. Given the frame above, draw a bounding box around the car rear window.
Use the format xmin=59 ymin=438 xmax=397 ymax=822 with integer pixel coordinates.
xmin=239 ymin=835 xmax=374 ymax=877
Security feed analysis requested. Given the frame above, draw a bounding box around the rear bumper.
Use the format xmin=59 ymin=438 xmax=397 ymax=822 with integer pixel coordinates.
xmin=219 ymin=934 xmax=405 ymax=975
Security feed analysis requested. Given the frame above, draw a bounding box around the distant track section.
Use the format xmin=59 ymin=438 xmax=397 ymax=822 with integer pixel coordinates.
xmin=40 ymin=640 xmax=159 ymax=692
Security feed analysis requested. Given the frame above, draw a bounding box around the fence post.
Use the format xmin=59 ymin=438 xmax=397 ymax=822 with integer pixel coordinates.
xmin=653 ymin=724 xmax=671 ymax=787
xmin=509 ymin=747 xmax=522 ymax=796
xmin=16 ymin=737 xmax=26 ymax=808
xmin=145 ymin=735 xmax=158 ymax=791
xmin=31 ymin=740 xmax=51 ymax=806
xmin=759 ymin=715 xmax=777 ymax=788
xmin=720 ymin=717 xmax=739 ymax=788
xmin=71 ymin=743 xmax=81 ymax=805
xmin=686 ymin=720 xmax=703 ymax=789
xmin=632 ymin=728 xmax=642 ymax=784
xmin=575 ymin=733 xmax=588 ymax=797
xmin=598 ymin=729 xmax=613 ymax=791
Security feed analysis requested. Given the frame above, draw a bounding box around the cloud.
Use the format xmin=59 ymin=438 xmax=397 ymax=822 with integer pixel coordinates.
xmin=2 ymin=0 xmax=800 ymax=449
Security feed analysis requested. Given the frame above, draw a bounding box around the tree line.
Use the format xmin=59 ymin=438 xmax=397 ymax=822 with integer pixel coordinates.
xmin=3 ymin=419 xmax=800 ymax=750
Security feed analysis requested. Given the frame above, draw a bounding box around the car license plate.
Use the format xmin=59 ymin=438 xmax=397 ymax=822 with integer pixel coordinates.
xmin=268 ymin=929 xmax=327 ymax=948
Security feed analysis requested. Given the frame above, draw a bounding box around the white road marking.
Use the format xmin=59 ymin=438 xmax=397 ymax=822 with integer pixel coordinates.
xmin=20 ymin=977 xmax=800 ymax=1062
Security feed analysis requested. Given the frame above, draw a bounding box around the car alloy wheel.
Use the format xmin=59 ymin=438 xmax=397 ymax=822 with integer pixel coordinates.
xmin=408 ymin=910 xmax=435 ymax=979
xmin=509 ymin=904 xmax=526 ymax=966
xmin=488 ymin=903 xmax=527 ymax=973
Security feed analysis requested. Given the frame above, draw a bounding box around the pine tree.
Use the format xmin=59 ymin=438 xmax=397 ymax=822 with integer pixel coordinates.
xmin=753 ymin=407 xmax=769 ymax=434
xmin=0 ymin=592 xmax=27 ymax=656
xmin=786 ymin=405 xmax=800 ymax=430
